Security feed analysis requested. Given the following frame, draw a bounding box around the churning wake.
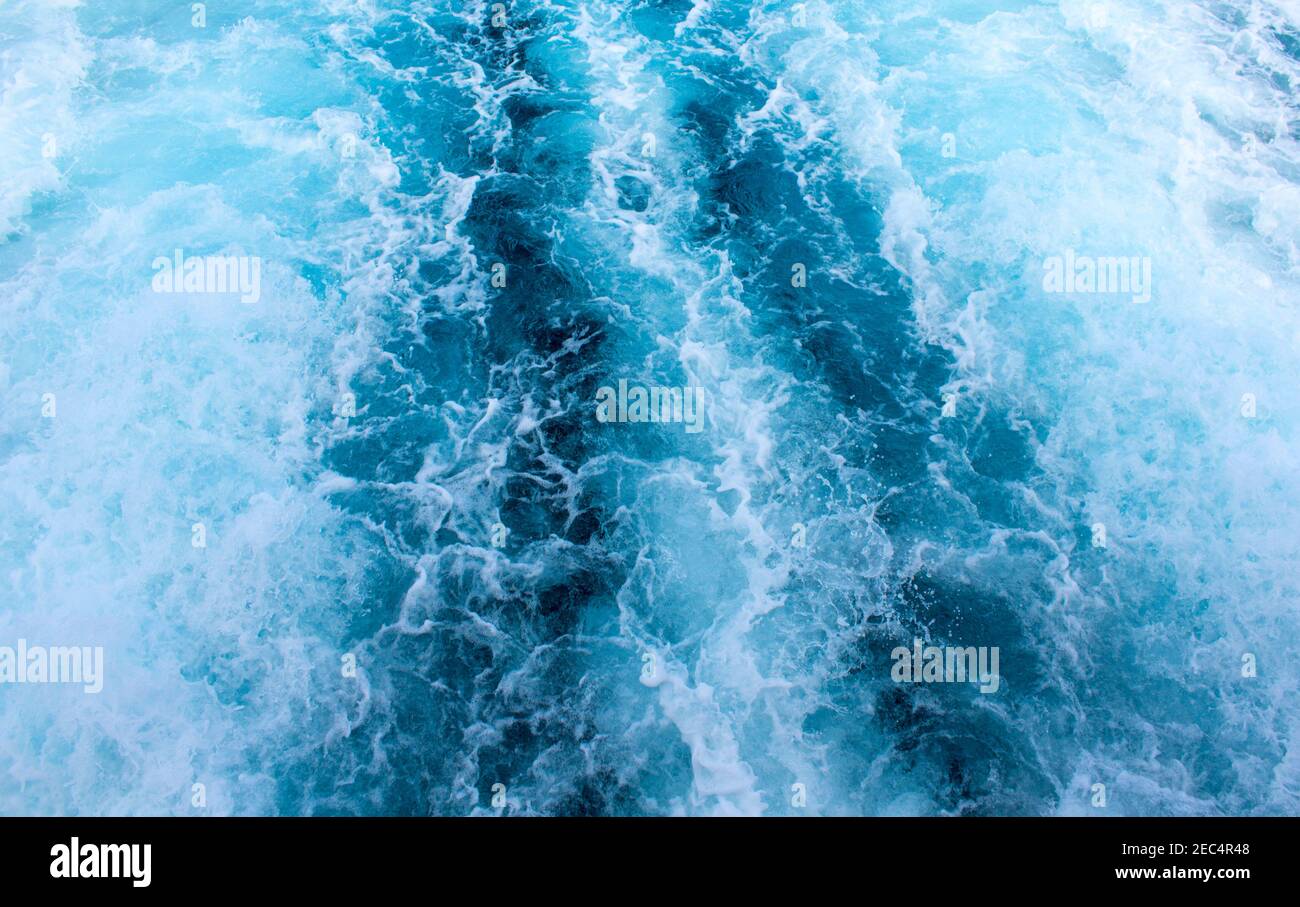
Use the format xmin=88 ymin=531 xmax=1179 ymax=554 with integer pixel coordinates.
xmin=1 ymin=0 xmax=1298 ymax=816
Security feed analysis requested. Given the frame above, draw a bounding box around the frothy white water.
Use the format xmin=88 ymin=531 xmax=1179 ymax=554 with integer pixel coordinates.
xmin=0 ymin=0 xmax=418 ymax=814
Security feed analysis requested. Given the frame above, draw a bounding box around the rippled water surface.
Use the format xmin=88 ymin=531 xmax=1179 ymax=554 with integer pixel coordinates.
xmin=2 ymin=0 xmax=1298 ymax=816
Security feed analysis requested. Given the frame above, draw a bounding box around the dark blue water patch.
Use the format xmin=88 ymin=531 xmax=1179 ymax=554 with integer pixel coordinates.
xmin=925 ymin=408 xmax=1048 ymax=528
xmin=615 ymin=175 xmax=652 ymax=212
xmin=326 ymin=409 xmax=444 ymax=483
xmin=708 ymin=156 xmax=793 ymax=221
xmin=412 ymin=315 xmax=480 ymax=388
xmin=855 ymin=577 xmax=1059 ymax=813
xmin=664 ymin=113 xmax=951 ymax=479
xmin=1269 ymin=23 xmax=1300 ymax=63
xmin=296 ymin=2 xmax=764 ymax=814
xmin=287 ymin=542 xmax=626 ymax=814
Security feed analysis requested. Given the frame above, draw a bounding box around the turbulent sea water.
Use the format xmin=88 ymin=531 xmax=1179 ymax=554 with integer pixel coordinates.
xmin=1 ymin=0 xmax=1299 ymax=816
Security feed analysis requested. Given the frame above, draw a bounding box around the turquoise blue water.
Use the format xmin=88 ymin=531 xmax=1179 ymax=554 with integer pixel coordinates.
xmin=1 ymin=0 xmax=1298 ymax=815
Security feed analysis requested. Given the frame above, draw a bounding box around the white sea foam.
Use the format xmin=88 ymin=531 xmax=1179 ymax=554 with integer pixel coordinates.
xmin=0 ymin=0 xmax=419 ymax=815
